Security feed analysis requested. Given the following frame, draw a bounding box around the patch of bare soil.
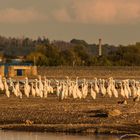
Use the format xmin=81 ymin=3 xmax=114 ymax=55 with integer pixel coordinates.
xmin=0 ymin=94 xmax=139 ymax=134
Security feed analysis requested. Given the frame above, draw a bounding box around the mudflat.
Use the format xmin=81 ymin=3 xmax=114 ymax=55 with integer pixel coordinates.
xmin=38 ymin=66 xmax=140 ymax=79
xmin=0 ymin=94 xmax=139 ymax=134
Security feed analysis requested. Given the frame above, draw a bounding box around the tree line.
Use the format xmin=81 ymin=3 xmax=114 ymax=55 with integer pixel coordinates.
xmin=0 ymin=35 xmax=140 ymax=66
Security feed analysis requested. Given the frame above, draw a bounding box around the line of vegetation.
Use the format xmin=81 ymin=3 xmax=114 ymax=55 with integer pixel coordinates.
xmin=0 ymin=36 xmax=140 ymax=66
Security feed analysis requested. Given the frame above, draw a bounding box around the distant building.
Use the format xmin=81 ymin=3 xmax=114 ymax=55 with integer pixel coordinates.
xmin=0 ymin=62 xmax=37 ymax=78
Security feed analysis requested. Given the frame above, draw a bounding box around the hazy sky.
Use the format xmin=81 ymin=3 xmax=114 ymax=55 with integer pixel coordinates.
xmin=0 ymin=0 xmax=140 ymax=45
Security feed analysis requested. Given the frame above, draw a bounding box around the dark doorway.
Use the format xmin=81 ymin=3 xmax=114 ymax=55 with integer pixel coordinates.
xmin=17 ymin=69 xmax=23 ymax=76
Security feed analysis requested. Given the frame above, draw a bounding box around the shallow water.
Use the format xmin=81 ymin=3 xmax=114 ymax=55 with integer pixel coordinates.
xmin=0 ymin=131 xmax=121 ymax=140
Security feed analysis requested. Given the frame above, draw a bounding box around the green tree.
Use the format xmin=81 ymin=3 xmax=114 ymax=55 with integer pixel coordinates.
xmin=27 ymin=52 xmax=49 ymax=66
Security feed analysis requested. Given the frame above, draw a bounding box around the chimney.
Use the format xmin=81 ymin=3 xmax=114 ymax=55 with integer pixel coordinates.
xmin=98 ymin=38 xmax=102 ymax=56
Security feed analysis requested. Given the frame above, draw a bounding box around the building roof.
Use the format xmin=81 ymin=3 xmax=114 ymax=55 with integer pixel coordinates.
xmin=0 ymin=62 xmax=33 ymax=66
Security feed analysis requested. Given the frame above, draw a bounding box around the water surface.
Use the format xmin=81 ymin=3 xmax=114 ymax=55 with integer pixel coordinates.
xmin=0 ymin=131 xmax=120 ymax=140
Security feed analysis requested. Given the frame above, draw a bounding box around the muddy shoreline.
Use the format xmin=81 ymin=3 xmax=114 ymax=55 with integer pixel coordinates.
xmin=0 ymin=123 xmax=140 ymax=135
xmin=0 ymin=94 xmax=139 ymax=134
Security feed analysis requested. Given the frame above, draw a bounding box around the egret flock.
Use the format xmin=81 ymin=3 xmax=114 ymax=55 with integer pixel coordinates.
xmin=0 ymin=75 xmax=140 ymax=101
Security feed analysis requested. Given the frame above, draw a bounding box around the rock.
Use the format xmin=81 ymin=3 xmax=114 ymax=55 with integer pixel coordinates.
xmin=118 ymin=100 xmax=127 ymax=105
xmin=25 ymin=120 xmax=34 ymax=125
xmin=108 ymin=109 xmax=122 ymax=117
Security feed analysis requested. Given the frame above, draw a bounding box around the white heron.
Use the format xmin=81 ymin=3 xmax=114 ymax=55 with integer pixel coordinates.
xmin=94 ymin=78 xmax=99 ymax=94
xmin=24 ymin=77 xmax=30 ymax=98
xmin=91 ymin=83 xmax=96 ymax=100
xmin=0 ymin=75 xmax=4 ymax=91
xmin=3 ymin=78 xmax=10 ymax=98
xmin=31 ymin=82 xmax=36 ymax=97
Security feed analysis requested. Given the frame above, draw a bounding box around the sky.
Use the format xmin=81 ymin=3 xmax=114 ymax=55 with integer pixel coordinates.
xmin=0 ymin=0 xmax=140 ymax=45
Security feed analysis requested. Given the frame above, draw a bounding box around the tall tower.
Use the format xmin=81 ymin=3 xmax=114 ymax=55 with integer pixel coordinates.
xmin=98 ymin=38 xmax=102 ymax=56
